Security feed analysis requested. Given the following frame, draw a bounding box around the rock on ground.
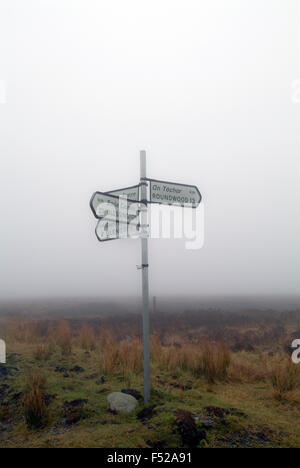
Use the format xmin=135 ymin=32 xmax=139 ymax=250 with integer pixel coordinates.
xmin=107 ymin=392 xmax=138 ymax=414
xmin=121 ymin=388 xmax=143 ymax=401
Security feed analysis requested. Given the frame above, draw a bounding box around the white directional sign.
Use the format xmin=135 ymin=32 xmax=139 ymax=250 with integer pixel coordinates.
xmin=148 ymin=179 xmax=201 ymax=208
xmin=95 ymin=218 xmax=141 ymax=242
xmin=90 ymin=185 xmax=141 ymax=222
xmin=107 ymin=185 xmax=140 ymax=201
xmin=95 ymin=219 xmax=120 ymax=242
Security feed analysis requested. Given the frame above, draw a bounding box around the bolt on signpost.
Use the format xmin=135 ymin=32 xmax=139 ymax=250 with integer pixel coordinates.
xmin=89 ymin=151 xmax=202 ymax=403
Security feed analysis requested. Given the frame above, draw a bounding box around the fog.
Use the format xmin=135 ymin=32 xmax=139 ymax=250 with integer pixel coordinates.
xmin=0 ymin=0 xmax=299 ymax=300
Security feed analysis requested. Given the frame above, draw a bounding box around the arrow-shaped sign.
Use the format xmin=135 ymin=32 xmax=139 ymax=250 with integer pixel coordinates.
xmin=95 ymin=219 xmax=121 ymax=242
xmin=90 ymin=184 xmax=141 ymax=223
xmin=106 ymin=185 xmax=140 ymax=201
xmin=148 ymin=178 xmax=202 ymax=208
xmin=95 ymin=218 xmax=141 ymax=242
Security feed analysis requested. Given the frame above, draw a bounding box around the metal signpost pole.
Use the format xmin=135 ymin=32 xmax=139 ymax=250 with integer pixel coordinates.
xmin=90 ymin=151 xmax=202 ymax=402
xmin=140 ymin=150 xmax=150 ymax=403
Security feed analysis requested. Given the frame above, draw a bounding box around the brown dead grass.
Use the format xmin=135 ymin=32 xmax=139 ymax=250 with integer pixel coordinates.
xmin=3 ymin=315 xmax=299 ymax=391
xmin=98 ymin=336 xmax=143 ymax=377
xmin=269 ymin=357 xmax=300 ymax=398
xmin=33 ymin=342 xmax=55 ymax=361
xmin=56 ymin=321 xmax=72 ymax=355
xmin=150 ymin=338 xmax=230 ymax=383
xmin=199 ymin=342 xmax=231 ymax=383
xmin=80 ymin=324 xmax=96 ymax=350
xmin=229 ymin=352 xmax=267 ymax=383
xmin=23 ymin=373 xmax=48 ymax=429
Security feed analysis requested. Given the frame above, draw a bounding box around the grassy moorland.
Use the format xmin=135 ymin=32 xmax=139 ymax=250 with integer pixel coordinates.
xmin=0 ymin=309 xmax=300 ymax=448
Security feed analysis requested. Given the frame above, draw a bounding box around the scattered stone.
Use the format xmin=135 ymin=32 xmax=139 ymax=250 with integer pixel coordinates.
xmin=137 ymin=405 xmax=157 ymax=422
xmin=107 ymin=392 xmax=138 ymax=414
xmin=174 ymin=409 xmax=206 ymax=448
xmin=121 ymin=389 xmax=143 ymax=401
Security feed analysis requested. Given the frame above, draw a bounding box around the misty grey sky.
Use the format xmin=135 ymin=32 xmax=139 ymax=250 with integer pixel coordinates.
xmin=0 ymin=0 xmax=299 ymax=299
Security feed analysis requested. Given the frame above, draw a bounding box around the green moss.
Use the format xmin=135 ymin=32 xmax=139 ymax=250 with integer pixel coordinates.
xmin=1 ymin=342 xmax=300 ymax=448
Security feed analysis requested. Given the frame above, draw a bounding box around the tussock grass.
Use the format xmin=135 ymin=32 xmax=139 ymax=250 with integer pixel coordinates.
xmin=1 ymin=313 xmax=300 ymax=448
xmin=269 ymin=357 xmax=300 ymax=398
xmin=56 ymin=321 xmax=72 ymax=355
xmin=98 ymin=336 xmax=143 ymax=376
xmin=199 ymin=342 xmax=230 ymax=383
xmin=24 ymin=386 xmax=48 ymax=429
xmin=23 ymin=373 xmax=48 ymax=429
xmin=151 ymin=338 xmax=230 ymax=383
xmin=80 ymin=324 xmax=96 ymax=350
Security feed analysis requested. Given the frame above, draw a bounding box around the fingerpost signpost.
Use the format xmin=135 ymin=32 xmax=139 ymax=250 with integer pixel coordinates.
xmin=90 ymin=151 xmax=202 ymax=403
